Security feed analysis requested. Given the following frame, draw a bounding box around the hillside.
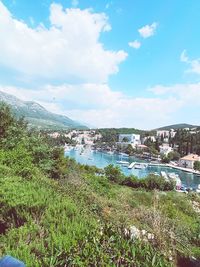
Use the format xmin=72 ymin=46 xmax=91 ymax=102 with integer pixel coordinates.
xmin=156 ymin=123 xmax=199 ymax=131
xmin=0 ymin=91 xmax=87 ymax=130
xmin=0 ymin=104 xmax=200 ymax=266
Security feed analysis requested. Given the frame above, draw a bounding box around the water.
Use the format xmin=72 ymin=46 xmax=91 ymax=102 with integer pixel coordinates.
xmin=66 ymin=148 xmax=200 ymax=189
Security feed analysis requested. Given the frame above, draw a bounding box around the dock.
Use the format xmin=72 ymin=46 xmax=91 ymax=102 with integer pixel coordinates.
xmin=128 ymin=162 xmax=136 ymax=169
xmin=149 ymin=162 xmax=200 ymax=176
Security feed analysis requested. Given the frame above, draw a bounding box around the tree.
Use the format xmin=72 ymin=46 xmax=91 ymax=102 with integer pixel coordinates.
xmin=0 ymin=102 xmax=27 ymax=149
xmin=126 ymin=144 xmax=135 ymax=155
xmin=194 ymin=161 xmax=200 ymax=171
xmin=122 ymin=137 xmax=129 ymax=143
xmin=167 ymin=151 xmax=181 ymax=161
xmin=104 ymin=164 xmax=124 ymax=183
xmin=0 ymin=102 xmax=14 ymax=139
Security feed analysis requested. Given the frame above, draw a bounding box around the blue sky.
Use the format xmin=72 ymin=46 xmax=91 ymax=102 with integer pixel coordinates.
xmin=0 ymin=0 xmax=200 ymax=129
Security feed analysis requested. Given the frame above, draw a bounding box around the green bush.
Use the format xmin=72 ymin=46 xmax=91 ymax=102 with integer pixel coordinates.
xmin=104 ymin=164 xmax=125 ymax=183
xmin=122 ymin=174 xmax=174 ymax=191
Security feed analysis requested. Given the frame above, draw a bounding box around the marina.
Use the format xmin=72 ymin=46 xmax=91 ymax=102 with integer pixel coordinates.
xmin=65 ymin=147 xmax=200 ymax=189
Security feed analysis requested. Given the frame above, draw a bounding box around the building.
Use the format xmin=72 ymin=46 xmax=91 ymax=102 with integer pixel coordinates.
xmin=178 ymin=154 xmax=200 ymax=169
xmin=156 ymin=130 xmax=170 ymax=138
xmin=159 ymin=143 xmax=173 ymax=156
xmin=118 ymin=134 xmax=141 ymax=147
xmin=136 ymin=144 xmax=148 ymax=151
xmin=156 ymin=129 xmax=176 ymax=139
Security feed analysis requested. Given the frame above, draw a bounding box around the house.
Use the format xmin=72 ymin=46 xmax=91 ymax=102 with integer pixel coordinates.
xmin=142 ymin=136 xmax=156 ymax=143
xmin=156 ymin=130 xmax=170 ymax=138
xmin=156 ymin=129 xmax=176 ymax=140
xmin=178 ymin=154 xmax=200 ymax=169
xmin=159 ymin=143 xmax=173 ymax=156
xmin=136 ymin=144 xmax=148 ymax=150
xmin=118 ymin=134 xmax=141 ymax=147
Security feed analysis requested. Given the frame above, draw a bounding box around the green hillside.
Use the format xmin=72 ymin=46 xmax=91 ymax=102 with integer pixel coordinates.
xmin=0 ymin=103 xmax=200 ymax=266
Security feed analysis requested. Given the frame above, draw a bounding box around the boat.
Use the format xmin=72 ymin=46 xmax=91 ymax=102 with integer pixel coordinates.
xmin=134 ymin=163 xmax=147 ymax=169
xmin=64 ymin=144 xmax=72 ymax=153
xmin=161 ymin=171 xmax=169 ymax=181
xmin=168 ymin=173 xmax=182 ymax=189
xmin=119 ymin=152 xmax=129 ymax=157
xmin=196 ymin=184 xmax=200 ymax=194
xmin=116 ymin=160 xmax=129 ymax=165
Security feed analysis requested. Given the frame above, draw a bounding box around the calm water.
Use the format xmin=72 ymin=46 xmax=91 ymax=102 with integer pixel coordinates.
xmin=66 ymin=148 xmax=200 ymax=189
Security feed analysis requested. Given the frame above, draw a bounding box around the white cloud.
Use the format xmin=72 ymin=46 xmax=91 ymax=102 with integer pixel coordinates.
xmin=180 ymin=50 xmax=200 ymax=75
xmin=4 ymin=81 xmax=200 ymax=129
xmin=128 ymin=40 xmax=141 ymax=49
xmin=71 ymin=0 xmax=79 ymax=7
xmin=0 ymin=83 xmax=184 ymax=129
xmin=149 ymin=83 xmax=200 ymax=105
xmin=0 ymin=2 xmax=127 ymax=83
xmin=138 ymin=22 xmax=158 ymax=38
xmin=180 ymin=50 xmax=188 ymax=62
xmin=105 ymin=2 xmax=112 ymax=9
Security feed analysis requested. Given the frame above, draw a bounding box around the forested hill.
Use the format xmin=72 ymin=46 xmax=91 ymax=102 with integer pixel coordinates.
xmin=96 ymin=128 xmax=155 ymax=144
xmin=0 ymin=91 xmax=87 ymax=130
xmin=156 ymin=123 xmax=199 ymax=130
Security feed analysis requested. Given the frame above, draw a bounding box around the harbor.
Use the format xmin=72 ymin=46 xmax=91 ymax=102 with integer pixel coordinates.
xmin=65 ymin=146 xmax=200 ymax=189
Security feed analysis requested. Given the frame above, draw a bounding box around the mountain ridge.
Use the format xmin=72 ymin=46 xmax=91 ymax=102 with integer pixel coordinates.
xmin=0 ymin=91 xmax=87 ymax=130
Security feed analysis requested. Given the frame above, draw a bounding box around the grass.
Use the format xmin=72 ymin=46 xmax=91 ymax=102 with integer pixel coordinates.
xmin=0 ymin=163 xmax=200 ymax=266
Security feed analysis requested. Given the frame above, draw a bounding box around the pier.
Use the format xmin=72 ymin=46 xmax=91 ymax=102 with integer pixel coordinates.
xmin=128 ymin=162 xmax=136 ymax=169
xmin=149 ymin=162 xmax=200 ymax=176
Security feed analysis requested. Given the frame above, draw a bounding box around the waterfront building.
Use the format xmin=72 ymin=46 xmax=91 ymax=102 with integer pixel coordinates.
xmin=118 ymin=134 xmax=141 ymax=147
xmin=178 ymin=154 xmax=200 ymax=169
xmin=159 ymin=143 xmax=173 ymax=156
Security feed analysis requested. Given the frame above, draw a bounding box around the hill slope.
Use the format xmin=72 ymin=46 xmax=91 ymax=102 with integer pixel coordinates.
xmin=156 ymin=123 xmax=198 ymax=130
xmin=0 ymin=91 xmax=87 ymax=130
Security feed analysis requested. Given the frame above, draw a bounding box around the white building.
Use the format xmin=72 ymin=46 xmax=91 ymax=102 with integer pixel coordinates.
xmin=178 ymin=154 xmax=200 ymax=169
xmin=143 ymin=136 xmax=156 ymax=143
xmin=156 ymin=130 xmax=170 ymax=138
xmin=159 ymin=144 xmax=173 ymax=156
xmin=118 ymin=134 xmax=141 ymax=147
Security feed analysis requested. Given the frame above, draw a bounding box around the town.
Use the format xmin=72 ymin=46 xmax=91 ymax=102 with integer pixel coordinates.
xmin=48 ymin=126 xmax=200 ymax=176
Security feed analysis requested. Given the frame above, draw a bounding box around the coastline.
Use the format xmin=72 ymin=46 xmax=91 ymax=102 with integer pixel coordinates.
xmin=149 ymin=162 xmax=200 ymax=176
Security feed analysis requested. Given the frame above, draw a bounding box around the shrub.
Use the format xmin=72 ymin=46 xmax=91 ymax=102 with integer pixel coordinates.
xmin=104 ymin=164 xmax=125 ymax=183
xmin=122 ymin=175 xmax=174 ymax=191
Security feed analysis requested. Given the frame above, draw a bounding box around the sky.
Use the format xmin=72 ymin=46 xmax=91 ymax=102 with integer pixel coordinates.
xmin=0 ymin=0 xmax=200 ymax=129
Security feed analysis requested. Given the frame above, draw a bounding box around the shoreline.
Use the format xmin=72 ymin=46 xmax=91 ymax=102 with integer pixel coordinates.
xmin=148 ymin=162 xmax=200 ymax=176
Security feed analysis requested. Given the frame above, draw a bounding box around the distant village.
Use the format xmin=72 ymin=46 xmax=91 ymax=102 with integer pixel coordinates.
xmin=48 ymin=127 xmax=200 ymax=172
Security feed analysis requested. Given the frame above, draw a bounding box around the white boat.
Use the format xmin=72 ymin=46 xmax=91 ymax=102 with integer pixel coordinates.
xmin=196 ymin=184 xmax=200 ymax=194
xmin=119 ymin=152 xmax=129 ymax=157
xmin=152 ymin=172 xmax=160 ymax=176
xmin=168 ymin=173 xmax=182 ymax=189
xmin=107 ymin=151 xmax=114 ymax=155
xmin=116 ymin=160 xmax=129 ymax=165
xmin=161 ymin=171 xmax=169 ymax=181
xmin=64 ymin=144 xmax=72 ymax=152
xmin=134 ymin=163 xmax=147 ymax=169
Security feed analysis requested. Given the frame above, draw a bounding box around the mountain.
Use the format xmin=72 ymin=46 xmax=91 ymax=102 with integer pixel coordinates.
xmin=156 ymin=123 xmax=199 ymax=131
xmin=0 ymin=91 xmax=87 ymax=130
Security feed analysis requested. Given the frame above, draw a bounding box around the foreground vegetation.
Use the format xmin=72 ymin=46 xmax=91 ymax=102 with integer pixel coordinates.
xmin=0 ymin=103 xmax=200 ymax=266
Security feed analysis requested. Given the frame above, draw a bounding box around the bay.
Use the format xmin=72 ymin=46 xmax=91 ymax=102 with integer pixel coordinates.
xmin=66 ymin=148 xmax=200 ymax=189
